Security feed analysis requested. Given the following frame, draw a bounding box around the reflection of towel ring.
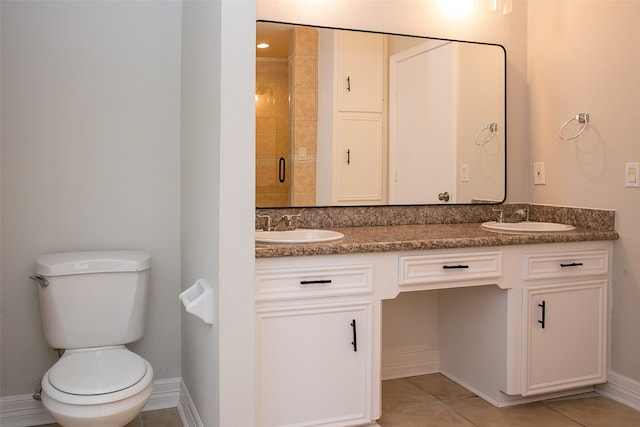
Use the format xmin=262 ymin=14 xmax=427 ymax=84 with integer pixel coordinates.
xmin=559 ymin=113 xmax=589 ymax=141
xmin=475 ymin=123 xmax=498 ymax=145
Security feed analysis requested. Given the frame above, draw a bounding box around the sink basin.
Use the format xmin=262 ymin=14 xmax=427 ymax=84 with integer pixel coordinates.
xmin=255 ymin=229 xmax=345 ymax=244
xmin=482 ymin=221 xmax=576 ymax=233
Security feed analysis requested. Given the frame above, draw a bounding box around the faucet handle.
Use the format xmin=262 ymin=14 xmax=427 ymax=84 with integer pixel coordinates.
xmin=492 ymin=208 xmax=504 ymax=223
xmin=257 ymin=214 xmax=273 ymax=231
xmin=283 ymin=214 xmax=302 ymax=219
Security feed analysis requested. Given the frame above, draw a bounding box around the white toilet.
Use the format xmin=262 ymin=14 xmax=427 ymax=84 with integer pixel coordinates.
xmin=32 ymin=250 xmax=154 ymax=427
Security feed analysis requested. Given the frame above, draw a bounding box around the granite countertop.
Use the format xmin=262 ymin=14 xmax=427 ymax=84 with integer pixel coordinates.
xmin=255 ymin=223 xmax=619 ymax=258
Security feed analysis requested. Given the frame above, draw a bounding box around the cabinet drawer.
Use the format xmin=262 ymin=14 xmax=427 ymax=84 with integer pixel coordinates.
xmin=523 ymin=250 xmax=608 ymax=281
xmin=256 ymin=263 xmax=373 ymax=301
xmin=398 ymin=251 xmax=502 ymax=286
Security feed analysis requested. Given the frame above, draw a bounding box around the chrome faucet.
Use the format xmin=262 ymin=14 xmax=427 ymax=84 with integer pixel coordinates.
xmin=506 ymin=208 xmax=529 ymax=223
xmin=492 ymin=207 xmax=529 ymax=223
xmin=274 ymin=214 xmax=302 ymax=231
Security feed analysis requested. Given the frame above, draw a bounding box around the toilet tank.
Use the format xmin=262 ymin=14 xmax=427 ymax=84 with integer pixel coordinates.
xmin=34 ymin=251 xmax=150 ymax=350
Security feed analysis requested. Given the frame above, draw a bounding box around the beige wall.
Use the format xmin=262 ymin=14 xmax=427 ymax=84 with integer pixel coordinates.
xmin=527 ymin=0 xmax=640 ymax=381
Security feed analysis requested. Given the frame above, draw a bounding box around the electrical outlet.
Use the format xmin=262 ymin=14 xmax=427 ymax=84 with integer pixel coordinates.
xmin=533 ymin=162 xmax=546 ymax=185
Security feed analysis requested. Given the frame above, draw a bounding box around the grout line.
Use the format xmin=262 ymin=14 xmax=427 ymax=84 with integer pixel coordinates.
xmin=541 ymin=401 xmax=587 ymax=427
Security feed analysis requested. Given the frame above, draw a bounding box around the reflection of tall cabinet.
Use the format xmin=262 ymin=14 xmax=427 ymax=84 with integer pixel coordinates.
xmin=333 ymin=31 xmax=386 ymax=205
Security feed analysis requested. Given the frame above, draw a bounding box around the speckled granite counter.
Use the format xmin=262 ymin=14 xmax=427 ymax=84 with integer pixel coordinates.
xmin=255 ymin=222 xmax=619 ymax=258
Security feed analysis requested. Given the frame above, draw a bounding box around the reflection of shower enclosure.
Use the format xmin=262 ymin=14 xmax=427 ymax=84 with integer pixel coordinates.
xmin=255 ymin=26 xmax=318 ymax=207
xmin=256 ymin=59 xmax=290 ymax=207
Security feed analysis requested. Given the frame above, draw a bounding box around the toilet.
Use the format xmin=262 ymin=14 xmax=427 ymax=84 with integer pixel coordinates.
xmin=32 ymin=250 xmax=154 ymax=427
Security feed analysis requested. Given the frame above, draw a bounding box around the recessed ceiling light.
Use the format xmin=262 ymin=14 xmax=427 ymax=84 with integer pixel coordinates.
xmin=257 ymin=43 xmax=270 ymax=49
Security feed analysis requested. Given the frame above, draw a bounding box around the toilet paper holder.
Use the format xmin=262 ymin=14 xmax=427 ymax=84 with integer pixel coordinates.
xmin=179 ymin=279 xmax=214 ymax=325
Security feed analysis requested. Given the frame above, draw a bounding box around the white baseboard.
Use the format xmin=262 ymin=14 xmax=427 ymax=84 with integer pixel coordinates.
xmin=381 ymin=346 xmax=439 ymax=380
xmin=176 ymin=379 xmax=203 ymax=427
xmin=597 ymin=371 xmax=640 ymax=411
xmin=0 ymin=378 xmax=180 ymax=427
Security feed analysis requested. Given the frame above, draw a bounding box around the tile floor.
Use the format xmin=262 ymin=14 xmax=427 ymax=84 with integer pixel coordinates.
xmin=36 ymin=374 xmax=640 ymax=426
xmin=36 ymin=407 xmax=183 ymax=427
xmin=379 ymin=373 xmax=640 ymax=427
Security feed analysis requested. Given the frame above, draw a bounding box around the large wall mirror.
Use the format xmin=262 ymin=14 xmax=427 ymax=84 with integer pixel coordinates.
xmin=256 ymin=21 xmax=506 ymax=208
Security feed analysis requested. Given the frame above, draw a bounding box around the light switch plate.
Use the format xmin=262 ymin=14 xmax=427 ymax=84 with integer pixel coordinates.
xmin=625 ymin=163 xmax=640 ymax=187
xmin=461 ymin=164 xmax=469 ymax=182
xmin=533 ymin=162 xmax=546 ymax=185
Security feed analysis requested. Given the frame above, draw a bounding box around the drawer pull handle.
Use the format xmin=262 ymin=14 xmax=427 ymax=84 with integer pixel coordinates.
xmin=560 ymin=262 xmax=584 ymax=268
xmin=300 ymin=279 xmax=332 ymax=285
xmin=351 ymin=319 xmax=358 ymax=352
xmin=538 ymin=300 xmax=546 ymax=329
xmin=442 ymin=264 xmax=469 ymax=269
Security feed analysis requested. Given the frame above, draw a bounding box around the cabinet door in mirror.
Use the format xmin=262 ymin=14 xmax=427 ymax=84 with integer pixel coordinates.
xmin=256 ymin=21 xmax=506 ymax=207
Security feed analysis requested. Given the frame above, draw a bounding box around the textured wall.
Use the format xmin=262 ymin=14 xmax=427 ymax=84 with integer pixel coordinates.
xmin=527 ymin=0 xmax=640 ymax=381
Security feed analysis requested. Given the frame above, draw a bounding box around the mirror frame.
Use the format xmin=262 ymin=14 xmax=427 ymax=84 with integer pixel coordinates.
xmin=256 ymin=20 xmax=507 ymax=208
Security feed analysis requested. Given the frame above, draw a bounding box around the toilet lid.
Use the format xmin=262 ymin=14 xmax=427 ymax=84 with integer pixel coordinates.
xmin=48 ymin=348 xmax=147 ymax=395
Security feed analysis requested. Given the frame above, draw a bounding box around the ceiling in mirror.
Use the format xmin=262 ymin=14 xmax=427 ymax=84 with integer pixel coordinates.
xmin=256 ymin=21 xmax=506 ymax=208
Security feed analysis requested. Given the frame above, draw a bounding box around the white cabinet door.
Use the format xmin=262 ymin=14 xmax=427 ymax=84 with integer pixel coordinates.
xmin=336 ymin=31 xmax=384 ymax=112
xmin=334 ymin=114 xmax=383 ymax=204
xmin=256 ymin=301 xmax=373 ymax=427
xmin=522 ymin=280 xmax=607 ymax=396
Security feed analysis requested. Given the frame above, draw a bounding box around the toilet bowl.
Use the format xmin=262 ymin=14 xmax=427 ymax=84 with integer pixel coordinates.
xmin=40 ymin=346 xmax=154 ymax=427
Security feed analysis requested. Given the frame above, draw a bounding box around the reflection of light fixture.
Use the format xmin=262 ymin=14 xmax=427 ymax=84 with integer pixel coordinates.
xmin=255 ymin=87 xmax=276 ymax=105
xmin=437 ymin=0 xmax=475 ymax=17
xmin=490 ymin=0 xmax=512 ymax=14
xmin=438 ymin=0 xmax=512 ymax=16
xmin=257 ymin=42 xmax=270 ymax=49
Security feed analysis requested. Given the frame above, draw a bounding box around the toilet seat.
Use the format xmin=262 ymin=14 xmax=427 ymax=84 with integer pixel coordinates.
xmin=42 ymin=346 xmax=154 ymax=406
xmin=49 ymin=347 xmax=147 ymax=395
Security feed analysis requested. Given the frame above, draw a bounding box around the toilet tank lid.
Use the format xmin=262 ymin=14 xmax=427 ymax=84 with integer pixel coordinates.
xmin=35 ymin=251 xmax=150 ymax=276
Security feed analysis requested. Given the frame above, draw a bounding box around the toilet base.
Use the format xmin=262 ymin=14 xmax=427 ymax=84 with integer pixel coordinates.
xmin=41 ymin=382 xmax=152 ymax=427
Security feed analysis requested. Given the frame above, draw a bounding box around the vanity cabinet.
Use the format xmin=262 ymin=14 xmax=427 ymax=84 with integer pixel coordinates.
xmin=255 ymin=240 xmax=613 ymax=420
xmin=255 ymin=261 xmax=375 ymax=427
xmin=521 ymin=250 xmax=609 ymax=396
xmin=332 ymin=31 xmax=386 ymax=205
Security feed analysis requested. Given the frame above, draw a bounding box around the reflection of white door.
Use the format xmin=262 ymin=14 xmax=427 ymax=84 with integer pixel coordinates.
xmin=389 ymin=41 xmax=456 ymax=204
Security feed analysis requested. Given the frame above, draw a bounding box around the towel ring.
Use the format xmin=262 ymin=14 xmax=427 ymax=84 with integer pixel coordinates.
xmin=475 ymin=122 xmax=498 ymax=146
xmin=559 ymin=113 xmax=589 ymax=141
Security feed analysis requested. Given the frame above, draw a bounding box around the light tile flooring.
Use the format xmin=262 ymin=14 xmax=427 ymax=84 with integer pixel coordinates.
xmin=36 ymin=374 xmax=640 ymax=426
xmin=379 ymin=373 xmax=640 ymax=427
xmin=36 ymin=407 xmax=183 ymax=427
